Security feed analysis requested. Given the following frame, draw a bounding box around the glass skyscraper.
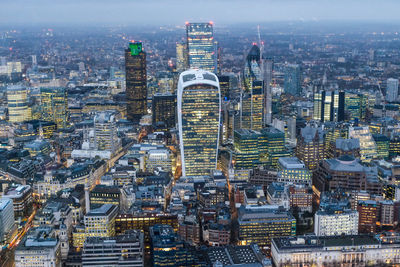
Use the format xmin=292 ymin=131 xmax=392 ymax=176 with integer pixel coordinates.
xmin=178 ymin=69 xmax=221 ymax=176
xmin=125 ymin=42 xmax=147 ymax=122
xmin=284 ymin=64 xmax=301 ymax=96
xmin=7 ymin=85 xmax=31 ymax=123
xmin=40 ymin=87 xmax=68 ymax=128
xmin=186 ymin=22 xmax=217 ymax=73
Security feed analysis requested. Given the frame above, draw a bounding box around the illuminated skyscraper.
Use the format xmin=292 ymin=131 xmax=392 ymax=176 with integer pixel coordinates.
xmin=40 ymin=87 xmax=68 ymax=128
xmin=242 ymin=45 xmax=263 ymax=130
xmin=152 ymin=93 xmax=176 ymax=129
xmin=186 ymin=22 xmax=217 ymax=73
xmin=348 ymin=126 xmax=377 ymax=162
xmin=125 ymin=42 xmax=147 ymax=122
xmin=178 ymin=69 xmax=221 ymax=176
xmin=176 ymin=42 xmax=188 ymax=73
xmin=7 ymin=85 xmax=31 ymax=122
xmin=263 ymin=57 xmax=273 ymax=125
xmin=313 ymin=90 xmax=345 ymax=122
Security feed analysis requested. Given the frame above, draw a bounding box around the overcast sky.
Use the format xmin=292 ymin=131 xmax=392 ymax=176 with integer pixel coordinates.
xmin=1 ymin=0 xmax=400 ymax=26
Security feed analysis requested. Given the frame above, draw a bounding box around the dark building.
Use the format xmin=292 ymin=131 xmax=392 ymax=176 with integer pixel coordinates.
xmin=89 ymin=184 xmax=121 ymax=210
xmin=313 ymin=90 xmax=345 ymax=122
xmin=284 ymin=64 xmax=301 ymax=96
xmin=218 ymin=75 xmax=230 ymax=100
xmin=125 ymin=42 xmax=147 ymax=122
xmin=152 ymin=93 xmax=176 ymax=129
xmin=150 ymin=224 xmax=194 ymax=267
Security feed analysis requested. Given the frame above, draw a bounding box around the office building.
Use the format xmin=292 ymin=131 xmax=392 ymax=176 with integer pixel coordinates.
xmin=242 ymin=45 xmax=263 ymax=130
xmin=357 ymin=200 xmax=378 ymax=233
xmin=238 ymin=205 xmax=296 ymax=248
xmin=84 ymin=204 xmax=118 ymax=238
xmin=152 ymin=93 xmax=176 ymax=129
xmin=271 ymin=235 xmax=400 ymax=267
xmin=125 ymin=42 xmax=147 ymax=122
xmin=263 ymin=57 xmax=273 ymax=125
xmin=7 ymin=85 xmax=31 ymax=122
xmin=204 ymin=244 xmax=269 ymax=266
xmin=15 ymin=227 xmax=61 ymax=267
xmin=0 ymin=198 xmax=15 ymax=244
xmin=314 ymin=209 xmax=358 ymax=236
xmin=176 ymin=42 xmax=188 ymax=73
xmin=217 ymin=75 xmax=230 ymax=100
xmin=349 ymin=126 xmax=377 ymax=162
xmin=277 ymin=157 xmax=312 ymax=185
xmin=40 ymin=87 xmax=68 ymax=128
xmin=233 ymin=129 xmax=261 ymax=170
xmin=82 ymin=230 xmax=144 ymax=267
xmin=178 ymin=215 xmax=201 ymax=245
xmin=373 ymin=134 xmax=390 ymax=159
xmin=390 ymin=134 xmax=400 ymax=158
xmin=313 ymin=90 xmax=345 ymax=122
xmin=313 ymin=156 xmax=381 ymax=197
xmin=259 ymin=127 xmax=290 ymax=168
xmin=386 ymin=78 xmax=399 ymax=102
xmin=327 ymin=138 xmax=360 ymax=159
xmin=94 ymin=111 xmax=120 ymax=153
xmin=2 ymin=184 xmax=32 ymax=218
xmin=296 ymin=126 xmax=324 ymax=170
xmin=283 ymin=64 xmax=301 ymax=96
xmin=345 ymin=92 xmax=368 ymax=121
xmin=150 ymin=224 xmax=194 ymax=267
xmin=89 ymin=185 xmax=121 ymax=210
xmin=186 ymin=22 xmax=216 ymax=73
xmin=177 ymin=69 xmax=220 ymax=176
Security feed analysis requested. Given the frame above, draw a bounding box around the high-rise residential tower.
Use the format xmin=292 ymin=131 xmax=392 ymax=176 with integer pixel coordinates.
xmin=284 ymin=64 xmax=301 ymax=96
xmin=386 ymin=78 xmax=399 ymax=102
xmin=125 ymin=41 xmax=147 ymax=122
xmin=178 ymin=69 xmax=221 ymax=177
xmin=7 ymin=85 xmax=31 ymax=122
xmin=186 ymin=22 xmax=217 ymax=73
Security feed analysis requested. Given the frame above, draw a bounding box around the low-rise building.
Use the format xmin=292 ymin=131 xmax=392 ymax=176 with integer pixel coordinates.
xmin=314 ymin=209 xmax=359 ymax=236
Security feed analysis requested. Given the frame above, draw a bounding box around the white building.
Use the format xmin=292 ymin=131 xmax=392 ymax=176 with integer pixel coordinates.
xmin=314 ymin=209 xmax=358 ymax=236
xmin=272 ymin=235 xmax=400 ymax=267
xmin=0 ymin=198 xmax=15 ymax=244
xmin=15 ymin=227 xmax=61 ymax=267
xmin=277 ymin=157 xmax=312 ymax=185
xmin=386 ymin=78 xmax=399 ymax=102
xmin=145 ymin=149 xmax=172 ymax=172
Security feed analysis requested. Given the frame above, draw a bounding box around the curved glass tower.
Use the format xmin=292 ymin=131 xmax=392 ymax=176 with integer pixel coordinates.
xmin=178 ymin=69 xmax=221 ymax=177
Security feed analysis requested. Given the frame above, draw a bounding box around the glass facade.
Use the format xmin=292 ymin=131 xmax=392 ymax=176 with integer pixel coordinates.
xmin=7 ymin=85 xmax=31 ymax=122
xmin=178 ymin=70 xmax=221 ymax=176
xmin=125 ymin=42 xmax=147 ymax=122
xmin=284 ymin=64 xmax=301 ymax=96
xmin=186 ymin=23 xmax=216 ymax=73
xmin=40 ymin=87 xmax=68 ymax=128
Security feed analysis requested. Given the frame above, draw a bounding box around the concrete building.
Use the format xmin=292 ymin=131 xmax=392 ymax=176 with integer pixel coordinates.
xmin=84 ymin=204 xmax=118 ymax=238
xmin=0 ymin=198 xmax=15 ymax=244
xmin=2 ymin=184 xmax=32 ymax=218
xmin=314 ymin=209 xmax=358 ymax=236
xmin=296 ymin=126 xmax=324 ymax=170
xmin=272 ymin=235 xmax=400 ymax=267
xmin=82 ymin=230 xmax=144 ymax=267
xmin=277 ymin=157 xmax=312 ymax=185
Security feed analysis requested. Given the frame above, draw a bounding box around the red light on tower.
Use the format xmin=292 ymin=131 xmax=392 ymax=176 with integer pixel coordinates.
xmin=9 ymin=47 xmax=12 ymax=51
xmin=209 ymin=21 xmax=214 ymax=25
xmin=185 ymin=21 xmax=189 ymax=25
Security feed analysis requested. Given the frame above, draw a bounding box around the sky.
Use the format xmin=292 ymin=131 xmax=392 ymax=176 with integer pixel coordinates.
xmin=1 ymin=0 xmax=400 ymax=26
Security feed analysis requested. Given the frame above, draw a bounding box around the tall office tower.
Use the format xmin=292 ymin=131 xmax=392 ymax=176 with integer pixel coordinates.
xmin=313 ymin=90 xmax=345 ymax=122
xmin=125 ymin=41 xmax=147 ymax=122
xmin=296 ymin=126 xmax=325 ymax=170
xmin=40 ymin=87 xmax=68 ymax=128
xmin=233 ymin=129 xmax=261 ymax=170
xmin=218 ymin=75 xmax=230 ymax=100
xmin=186 ymin=22 xmax=217 ymax=73
xmin=94 ymin=111 xmax=120 ymax=153
xmin=263 ymin=57 xmax=273 ymax=125
xmin=386 ymin=78 xmax=399 ymax=102
xmin=345 ymin=92 xmax=365 ymax=121
xmin=259 ymin=127 xmax=290 ymax=168
xmin=152 ymin=93 xmax=176 ymax=129
xmin=176 ymin=42 xmax=188 ymax=73
xmin=241 ymin=45 xmax=263 ymax=130
xmin=348 ymin=126 xmax=377 ymax=162
xmin=7 ymin=85 xmax=31 ymax=122
xmin=284 ymin=64 xmax=301 ymax=96
xmin=178 ymin=69 xmax=221 ymax=177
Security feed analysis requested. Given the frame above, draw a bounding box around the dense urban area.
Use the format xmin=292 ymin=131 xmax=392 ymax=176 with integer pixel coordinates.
xmin=0 ymin=21 xmax=400 ymax=266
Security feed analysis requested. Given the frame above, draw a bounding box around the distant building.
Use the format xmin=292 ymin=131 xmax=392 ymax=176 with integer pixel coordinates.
xmin=176 ymin=42 xmax=188 ymax=73
xmin=82 ymin=230 xmax=144 ymax=267
xmin=125 ymin=42 xmax=147 ymax=122
xmin=40 ymin=87 xmax=68 ymax=128
xmin=186 ymin=22 xmax=217 ymax=73
xmin=296 ymin=126 xmax=324 ymax=170
xmin=94 ymin=111 xmax=121 ymax=153
xmin=348 ymin=126 xmax=377 ymax=162
xmin=386 ymin=78 xmax=399 ymax=102
xmin=178 ymin=70 xmax=220 ymax=176
xmin=313 ymin=90 xmax=345 ymax=122
xmin=284 ymin=64 xmax=301 ymax=96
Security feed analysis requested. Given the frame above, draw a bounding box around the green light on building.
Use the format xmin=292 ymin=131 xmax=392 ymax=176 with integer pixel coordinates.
xmin=129 ymin=42 xmax=142 ymax=56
